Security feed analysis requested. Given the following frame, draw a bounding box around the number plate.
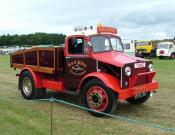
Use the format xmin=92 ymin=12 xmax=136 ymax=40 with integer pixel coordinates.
xmin=134 ymin=62 xmax=146 ymax=68
xmin=134 ymin=92 xmax=146 ymax=99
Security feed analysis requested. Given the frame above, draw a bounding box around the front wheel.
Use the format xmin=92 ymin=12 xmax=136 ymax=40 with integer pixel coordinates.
xmin=170 ymin=54 xmax=175 ymax=59
xmin=81 ymin=79 xmax=117 ymax=117
xmin=159 ymin=56 xmax=163 ymax=59
xmin=136 ymin=52 xmax=144 ymax=58
xmin=126 ymin=92 xmax=150 ymax=105
xmin=149 ymin=50 xmax=156 ymax=58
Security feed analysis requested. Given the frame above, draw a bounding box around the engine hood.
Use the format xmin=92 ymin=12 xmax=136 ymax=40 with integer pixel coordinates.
xmin=92 ymin=51 xmax=149 ymax=67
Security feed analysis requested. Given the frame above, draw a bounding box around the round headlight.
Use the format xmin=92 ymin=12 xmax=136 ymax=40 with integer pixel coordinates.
xmin=125 ymin=67 xmax=131 ymax=76
xmin=149 ymin=64 xmax=154 ymax=71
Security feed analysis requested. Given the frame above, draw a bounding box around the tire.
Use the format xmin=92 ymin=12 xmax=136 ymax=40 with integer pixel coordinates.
xmin=159 ymin=56 xmax=163 ymax=59
xmin=140 ymin=53 xmax=145 ymax=58
xmin=170 ymin=54 xmax=175 ymax=59
xmin=149 ymin=53 xmax=153 ymax=58
xmin=19 ymin=71 xmax=46 ymax=99
xmin=81 ymin=79 xmax=117 ymax=117
xmin=126 ymin=92 xmax=150 ymax=105
xmin=136 ymin=52 xmax=144 ymax=58
xmin=149 ymin=49 xmax=156 ymax=58
xmin=36 ymin=88 xmax=46 ymax=99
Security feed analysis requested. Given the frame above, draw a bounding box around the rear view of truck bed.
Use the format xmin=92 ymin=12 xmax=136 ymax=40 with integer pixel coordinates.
xmin=10 ymin=47 xmax=64 ymax=74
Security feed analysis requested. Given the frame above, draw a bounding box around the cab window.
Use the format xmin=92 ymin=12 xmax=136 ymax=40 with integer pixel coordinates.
xmin=68 ymin=37 xmax=84 ymax=54
xmin=123 ymin=43 xmax=130 ymax=49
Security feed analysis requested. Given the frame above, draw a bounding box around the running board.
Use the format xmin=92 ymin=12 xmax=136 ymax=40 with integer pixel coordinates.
xmin=63 ymin=90 xmax=79 ymax=96
xmin=41 ymin=79 xmax=79 ymax=96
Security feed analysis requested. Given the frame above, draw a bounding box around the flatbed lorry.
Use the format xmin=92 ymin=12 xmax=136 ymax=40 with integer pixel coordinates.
xmin=10 ymin=26 xmax=158 ymax=116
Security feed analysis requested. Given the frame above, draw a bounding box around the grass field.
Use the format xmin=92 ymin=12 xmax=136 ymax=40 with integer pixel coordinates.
xmin=0 ymin=55 xmax=175 ymax=135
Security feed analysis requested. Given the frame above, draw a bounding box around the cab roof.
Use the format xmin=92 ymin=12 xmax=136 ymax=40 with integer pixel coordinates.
xmin=158 ymin=42 xmax=174 ymax=45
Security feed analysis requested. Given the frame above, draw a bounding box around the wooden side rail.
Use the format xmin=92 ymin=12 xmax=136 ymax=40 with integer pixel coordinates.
xmin=11 ymin=47 xmax=64 ymax=74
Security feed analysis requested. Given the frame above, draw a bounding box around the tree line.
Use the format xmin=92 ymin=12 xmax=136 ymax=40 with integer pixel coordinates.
xmin=0 ymin=33 xmax=66 ymax=46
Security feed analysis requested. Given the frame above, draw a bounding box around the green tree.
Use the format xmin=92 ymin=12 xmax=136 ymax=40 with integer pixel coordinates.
xmin=0 ymin=33 xmax=66 ymax=47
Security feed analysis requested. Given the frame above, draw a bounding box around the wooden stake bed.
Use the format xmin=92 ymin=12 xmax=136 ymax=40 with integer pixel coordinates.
xmin=10 ymin=47 xmax=64 ymax=74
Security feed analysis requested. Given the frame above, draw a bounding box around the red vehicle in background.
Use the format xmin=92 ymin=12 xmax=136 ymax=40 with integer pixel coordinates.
xmin=10 ymin=26 xmax=158 ymax=116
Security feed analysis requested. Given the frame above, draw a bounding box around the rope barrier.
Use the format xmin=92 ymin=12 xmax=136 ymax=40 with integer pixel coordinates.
xmin=0 ymin=96 xmax=175 ymax=132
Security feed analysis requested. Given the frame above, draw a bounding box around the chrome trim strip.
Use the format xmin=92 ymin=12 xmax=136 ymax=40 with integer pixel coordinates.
xmin=121 ymin=68 xmax=123 ymax=88
xmin=65 ymin=56 xmax=88 ymax=58
xmin=96 ymin=60 xmax=98 ymax=71
xmin=96 ymin=60 xmax=100 ymax=72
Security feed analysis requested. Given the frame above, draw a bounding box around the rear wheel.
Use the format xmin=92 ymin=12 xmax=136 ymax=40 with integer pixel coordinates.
xmin=19 ymin=71 xmax=46 ymax=99
xmin=81 ymin=79 xmax=117 ymax=117
xmin=36 ymin=88 xmax=46 ymax=99
xmin=126 ymin=92 xmax=150 ymax=105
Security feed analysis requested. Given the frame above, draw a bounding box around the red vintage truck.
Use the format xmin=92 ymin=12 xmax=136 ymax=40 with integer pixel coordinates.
xmin=10 ymin=26 xmax=158 ymax=116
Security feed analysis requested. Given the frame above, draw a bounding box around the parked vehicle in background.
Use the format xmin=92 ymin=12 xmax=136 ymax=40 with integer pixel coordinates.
xmin=122 ymin=39 xmax=135 ymax=56
xmin=135 ymin=40 xmax=156 ymax=58
xmin=0 ymin=46 xmax=22 ymax=55
xmin=156 ymin=42 xmax=175 ymax=59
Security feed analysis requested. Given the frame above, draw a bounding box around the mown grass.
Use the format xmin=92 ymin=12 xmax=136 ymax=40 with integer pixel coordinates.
xmin=0 ymin=55 xmax=175 ymax=135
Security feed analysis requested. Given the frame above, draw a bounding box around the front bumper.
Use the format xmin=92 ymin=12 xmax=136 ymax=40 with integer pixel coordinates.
xmin=157 ymin=54 xmax=170 ymax=57
xmin=118 ymin=81 xmax=158 ymax=100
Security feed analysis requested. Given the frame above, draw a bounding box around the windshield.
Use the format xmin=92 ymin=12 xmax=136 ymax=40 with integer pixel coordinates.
xmin=90 ymin=35 xmax=123 ymax=53
xmin=136 ymin=41 xmax=149 ymax=46
xmin=157 ymin=44 xmax=170 ymax=49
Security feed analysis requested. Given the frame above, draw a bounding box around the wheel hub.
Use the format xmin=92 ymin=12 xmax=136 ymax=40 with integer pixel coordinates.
xmin=22 ymin=77 xmax=32 ymax=96
xmin=89 ymin=91 xmax=102 ymax=107
xmin=87 ymin=86 xmax=108 ymax=111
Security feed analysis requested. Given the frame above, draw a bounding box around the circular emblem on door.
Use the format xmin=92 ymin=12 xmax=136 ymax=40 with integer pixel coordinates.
xmin=68 ymin=60 xmax=87 ymax=76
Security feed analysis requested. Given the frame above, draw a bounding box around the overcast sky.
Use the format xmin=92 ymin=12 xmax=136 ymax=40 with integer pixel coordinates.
xmin=0 ymin=0 xmax=175 ymax=40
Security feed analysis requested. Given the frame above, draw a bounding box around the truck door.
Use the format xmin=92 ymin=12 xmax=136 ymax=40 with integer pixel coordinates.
xmin=64 ymin=36 xmax=96 ymax=91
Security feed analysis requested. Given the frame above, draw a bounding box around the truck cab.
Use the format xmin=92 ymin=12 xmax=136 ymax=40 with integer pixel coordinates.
xmin=135 ymin=40 xmax=156 ymax=58
xmin=11 ymin=26 xmax=158 ymax=116
xmin=156 ymin=42 xmax=175 ymax=59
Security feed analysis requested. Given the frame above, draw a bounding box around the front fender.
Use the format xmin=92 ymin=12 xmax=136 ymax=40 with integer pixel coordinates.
xmin=78 ymin=72 xmax=121 ymax=93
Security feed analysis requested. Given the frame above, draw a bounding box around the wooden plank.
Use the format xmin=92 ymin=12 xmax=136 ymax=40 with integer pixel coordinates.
xmin=38 ymin=48 xmax=55 ymax=51
xmin=12 ymin=63 xmax=24 ymax=69
xmin=11 ymin=50 xmax=23 ymax=56
xmin=54 ymin=48 xmax=56 ymax=70
xmin=12 ymin=63 xmax=55 ymax=74
xmin=56 ymin=47 xmax=64 ymax=71
xmin=37 ymin=48 xmax=39 ymax=67
xmin=23 ymin=51 xmax=25 ymax=65
xmin=37 ymin=67 xmax=55 ymax=74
